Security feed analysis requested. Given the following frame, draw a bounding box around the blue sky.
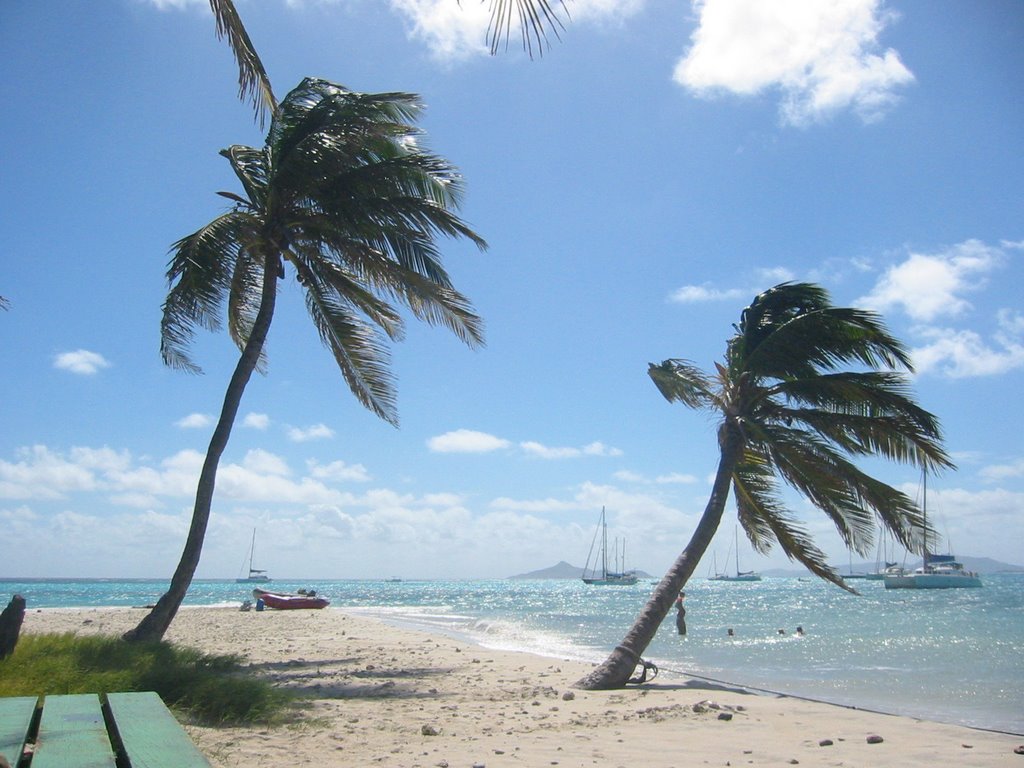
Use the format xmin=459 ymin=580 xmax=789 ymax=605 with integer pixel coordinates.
xmin=2 ymin=0 xmax=1022 ymax=580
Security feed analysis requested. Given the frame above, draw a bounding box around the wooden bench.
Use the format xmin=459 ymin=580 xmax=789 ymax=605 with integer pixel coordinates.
xmin=0 ymin=692 xmax=211 ymax=767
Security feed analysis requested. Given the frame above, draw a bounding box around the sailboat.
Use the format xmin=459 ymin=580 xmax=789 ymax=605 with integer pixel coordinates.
xmin=709 ymin=526 xmax=761 ymax=582
xmin=883 ymin=473 xmax=981 ymax=589
xmin=582 ymin=507 xmax=638 ymax=585
xmin=236 ymin=528 xmax=271 ymax=583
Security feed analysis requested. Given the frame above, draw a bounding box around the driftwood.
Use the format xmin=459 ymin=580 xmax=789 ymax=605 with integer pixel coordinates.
xmin=0 ymin=594 xmax=26 ymax=659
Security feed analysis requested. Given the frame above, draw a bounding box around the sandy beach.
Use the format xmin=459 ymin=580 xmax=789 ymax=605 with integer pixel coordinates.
xmin=20 ymin=606 xmax=1023 ymax=767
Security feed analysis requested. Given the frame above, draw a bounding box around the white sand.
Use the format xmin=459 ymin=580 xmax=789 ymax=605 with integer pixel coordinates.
xmin=21 ymin=606 xmax=1023 ymax=767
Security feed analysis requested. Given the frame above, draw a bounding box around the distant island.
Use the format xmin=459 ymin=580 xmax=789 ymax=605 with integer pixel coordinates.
xmin=511 ymin=556 xmax=1022 ymax=581
xmin=508 ymin=561 xmax=654 ymax=580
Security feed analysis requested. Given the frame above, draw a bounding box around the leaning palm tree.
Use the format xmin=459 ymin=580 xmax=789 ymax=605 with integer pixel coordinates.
xmin=124 ymin=77 xmax=486 ymax=642
xmin=577 ymin=282 xmax=954 ymax=689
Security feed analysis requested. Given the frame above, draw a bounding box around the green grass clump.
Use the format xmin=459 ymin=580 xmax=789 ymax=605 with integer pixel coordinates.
xmin=0 ymin=634 xmax=289 ymax=725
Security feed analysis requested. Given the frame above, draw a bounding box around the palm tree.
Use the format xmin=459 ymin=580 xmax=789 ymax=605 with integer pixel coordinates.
xmin=209 ymin=0 xmax=568 ymax=126
xmin=576 ymin=282 xmax=954 ymax=689
xmin=124 ymin=77 xmax=487 ymax=642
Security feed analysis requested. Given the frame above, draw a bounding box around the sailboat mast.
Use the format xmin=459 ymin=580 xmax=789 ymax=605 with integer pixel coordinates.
xmin=248 ymin=528 xmax=257 ymax=573
xmin=601 ymin=507 xmax=608 ymax=577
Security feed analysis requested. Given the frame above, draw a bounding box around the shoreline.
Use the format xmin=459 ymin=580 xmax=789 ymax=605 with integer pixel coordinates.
xmin=19 ymin=606 xmax=1024 ymax=767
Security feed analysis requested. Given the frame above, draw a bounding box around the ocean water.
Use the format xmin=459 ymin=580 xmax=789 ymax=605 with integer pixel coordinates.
xmin=3 ymin=575 xmax=1021 ymax=735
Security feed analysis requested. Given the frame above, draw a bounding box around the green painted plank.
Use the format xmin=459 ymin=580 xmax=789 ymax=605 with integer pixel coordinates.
xmin=33 ymin=694 xmax=116 ymax=768
xmin=106 ymin=692 xmax=211 ymax=768
xmin=0 ymin=696 xmax=38 ymax=767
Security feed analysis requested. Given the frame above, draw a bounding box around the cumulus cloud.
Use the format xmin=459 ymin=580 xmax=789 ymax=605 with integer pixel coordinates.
xmin=670 ymin=267 xmax=794 ymax=304
xmin=520 ymin=440 xmax=623 ymax=459
xmin=243 ymin=412 xmax=270 ymax=430
xmin=176 ymin=413 xmax=213 ymax=429
xmin=674 ymin=0 xmax=914 ymax=126
xmin=911 ymin=326 xmax=1024 ymax=379
xmin=53 ymin=349 xmax=111 ymax=375
xmin=287 ymin=423 xmax=335 ymax=442
xmin=858 ymin=240 xmax=1004 ymax=322
xmin=427 ymin=429 xmax=511 ymax=453
xmin=857 ymin=240 xmax=1023 ymax=379
xmin=388 ymin=0 xmax=643 ymax=61
xmin=308 ymin=459 xmax=372 ymax=483
xmin=980 ymin=457 xmax=1024 ymax=483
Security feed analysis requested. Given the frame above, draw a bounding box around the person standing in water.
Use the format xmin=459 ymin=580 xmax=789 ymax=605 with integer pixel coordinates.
xmin=675 ymin=591 xmax=686 ymax=636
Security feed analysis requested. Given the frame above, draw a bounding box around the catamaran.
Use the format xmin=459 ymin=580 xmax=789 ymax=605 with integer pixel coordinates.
xmin=582 ymin=507 xmax=638 ymax=585
xmin=883 ymin=474 xmax=981 ymax=589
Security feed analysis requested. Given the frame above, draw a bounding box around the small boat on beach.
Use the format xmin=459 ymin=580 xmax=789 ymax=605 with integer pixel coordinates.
xmin=236 ymin=528 xmax=271 ymax=583
xmin=709 ymin=526 xmax=762 ymax=582
xmin=252 ymin=588 xmax=330 ymax=610
xmin=582 ymin=507 xmax=638 ymax=585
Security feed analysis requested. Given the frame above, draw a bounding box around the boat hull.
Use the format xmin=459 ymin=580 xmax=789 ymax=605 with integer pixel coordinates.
xmin=253 ymin=588 xmax=330 ymax=609
xmin=582 ymin=574 xmax=638 ymax=586
xmin=884 ymin=573 xmax=982 ymax=589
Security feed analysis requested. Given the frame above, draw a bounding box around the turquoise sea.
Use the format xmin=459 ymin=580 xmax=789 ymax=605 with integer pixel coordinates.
xmin=3 ymin=575 xmax=1021 ymax=735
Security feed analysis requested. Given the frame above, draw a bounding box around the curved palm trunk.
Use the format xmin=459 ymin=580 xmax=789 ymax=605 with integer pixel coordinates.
xmin=124 ymin=254 xmax=279 ymax=643
xmin=575 ymin=425 xmax=743 ymax=689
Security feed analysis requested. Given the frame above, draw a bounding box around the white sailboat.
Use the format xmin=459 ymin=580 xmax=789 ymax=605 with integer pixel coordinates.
xmin=883 ymin=474 xmax=981 ymax=590
xmin=709 ymin=526 xmax=761 ymax=582
xmin=582 ymin=507 xmax=638 ymax=586
xmin=236 ymin=528 xmax=271 ymax=583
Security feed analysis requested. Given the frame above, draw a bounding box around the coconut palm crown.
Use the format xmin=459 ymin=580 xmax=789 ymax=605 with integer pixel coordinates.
xmin=126 ymin=77 xmax=486 ymax=642
xmin=577 ymin=282 xmax=954 ymax=689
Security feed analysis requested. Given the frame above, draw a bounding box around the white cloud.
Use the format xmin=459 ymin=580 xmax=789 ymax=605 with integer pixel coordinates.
xmin=656 ymin=472 xmax=699 ymax=484
xmin=287 ymin=423 xmax=335 ymax=442
xmin=0 ymin=445 xmax=99 ymax=499
xmin=670 ymin=267 xmax=794 ymax=304
xmin=243 ymin=412 xmax=270 ymax=430
xmin=389 ymin=0 xmax=491 ymax=60
xmin=520 ymin=440 xmax=624 ymax=459
xmin=670 ymin=284 xmax=747 ymax=303
xmin=981 ymin=458 xmax=1024 ymax=483
xmin=308 ymin=459 xmax=371 ymax=483
xmin=911 ymin=327 xmax=1024 ymax=379
xmin=176 ymin=413 xmax=213 ymax=429
xmin=674 ymin=0 xmax=914 ymax=126
xmin=858 ymin=240 xmax=1003 ymax=322
xmin=388 ymin=0 xmax=643 ymax=61
xmin=427 ymin=429 xmax=511 ymax=453
xmin=856 ymin=240 xmax=1024 ymax=379
xmin=242 ymin=449 xmax=291 ymax=477
xmin=53 ymin=349 xmax=111 ymax=375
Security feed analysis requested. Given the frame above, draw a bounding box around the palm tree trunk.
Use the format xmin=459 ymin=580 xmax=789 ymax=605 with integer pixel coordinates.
xmin=575 ymin=424 xmax=744 ymax=689
xmin=124 ymin=253 xmax=280 ymax=643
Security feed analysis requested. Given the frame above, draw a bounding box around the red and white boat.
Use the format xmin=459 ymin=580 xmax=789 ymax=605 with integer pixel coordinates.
xmin=252 ymin=588 xmax=329 ymax=610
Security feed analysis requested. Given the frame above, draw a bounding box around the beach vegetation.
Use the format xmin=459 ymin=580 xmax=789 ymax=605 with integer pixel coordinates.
xmin=577 ymin=282 xmax=955 ymax=690
xmin=124 ymin=76 xmax=486 ymax=643
xmin=0 ymin=633 xmax=288 ymax=724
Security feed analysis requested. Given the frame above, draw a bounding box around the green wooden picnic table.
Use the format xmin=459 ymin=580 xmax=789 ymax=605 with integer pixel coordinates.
xmin=0 ymin=692 xmax=210 ymax=768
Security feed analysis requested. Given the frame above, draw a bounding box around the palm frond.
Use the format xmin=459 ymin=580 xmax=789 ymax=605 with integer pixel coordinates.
xmin=648 ymin=359 xmax=719 ymax=410
xmin=732 ymin=455 xmax=854 ymax=591
xmin=219 ymin=146 xmax=270 ymax=209
xmin=484 ymin=0 xmax=568 ymax=57
xmin=161 ymin=212 xmax=252 ymax=371
xmin=208 ymin=0 xmax=277 ymax=126
xmin=226 ymin=245 xmax=269 ymax=373
xmin=293 ymin=256 xmax=399 ymax=426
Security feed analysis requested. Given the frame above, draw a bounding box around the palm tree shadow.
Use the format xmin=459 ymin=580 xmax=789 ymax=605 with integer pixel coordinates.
xmin=248 ymin=657 xmax=456 ymax=700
